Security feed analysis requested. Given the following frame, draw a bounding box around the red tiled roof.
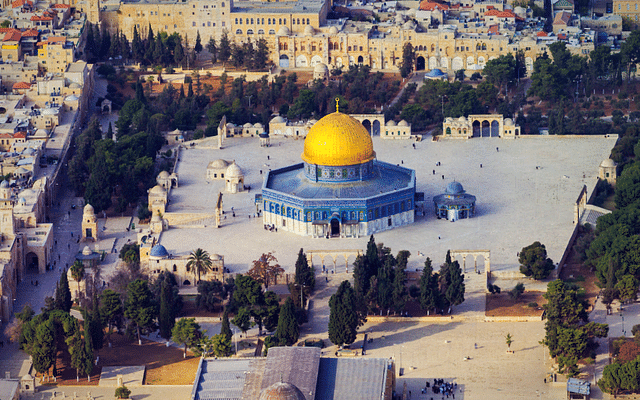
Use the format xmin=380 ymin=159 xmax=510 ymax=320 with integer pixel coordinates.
xmin=3 ymin=29 xmax=21 ymax=42
xmin=419 ymin=1 xmax=449 ymax=10
xmin=52 ymin=3 xmax=70 ymax=8
xmin=21 ymin=29 xmax=38 ymax=37
xmin=47 ymin=36 xmax=65 ymax=43
xmin=537 ymin=30 xmax=548 ymax=36
xmin=11 ymin=0 xmax=32 ymax=8
xmin=488 ymin=24 xmax=499 ymax=34
xmin=12 ymin=82 xmax=30 ymax=89
xmin=485 ymin=9 xmax=500 ymax=16
xmin=13 ymin=132 xmax=27 ymax=139
xmin=30 ymin=15 xmax=53 ymax=21
xmin=497 ymin=10 xmax=516 ymax=18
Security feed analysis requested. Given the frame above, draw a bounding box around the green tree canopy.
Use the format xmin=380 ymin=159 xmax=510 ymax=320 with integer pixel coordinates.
xmin=328 ymin=281 xmax=359 ymax=346
xmin=171 ymin=318 xmax=202 ymax=357
xmin=519 ymin=241 xmax=555 ymax=279
xmin=124 ymin=279 xmax=156 ymax=345
xmin=275 ymin=298 xmax=299 ymax=346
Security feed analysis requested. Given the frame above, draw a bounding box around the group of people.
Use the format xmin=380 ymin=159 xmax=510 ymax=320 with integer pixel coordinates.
xmin=421 ymin=379 xmax=457 ymax=399
xmin=264 ymin=224 xmax=277 ymax=232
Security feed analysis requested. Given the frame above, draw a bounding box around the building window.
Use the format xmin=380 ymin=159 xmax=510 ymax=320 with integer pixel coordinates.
xmin=247 ymin=29 xmax=254 ymax=34
xmin=236 ymin=29 xmax=242 ymax=34
xmin=251 ymin=18 xmax=254 ymax=24
xmin=307 ymin=18 xmax=310 ymax=24
xmin=208 ymin=21 xmax=211 ymax=26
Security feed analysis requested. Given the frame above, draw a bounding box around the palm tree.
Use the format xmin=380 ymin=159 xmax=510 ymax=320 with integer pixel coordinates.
xmin=186 ymin=248 xmax=213 ymax=284
xmin=70 ymin=261 xmax=85 ymax=300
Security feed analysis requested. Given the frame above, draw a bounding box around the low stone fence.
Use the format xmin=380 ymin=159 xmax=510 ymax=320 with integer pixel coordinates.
xmin=484 ymin=314 xmax=544 ymax=322
xmin=366 ymin=315 xmax=464 ymax=323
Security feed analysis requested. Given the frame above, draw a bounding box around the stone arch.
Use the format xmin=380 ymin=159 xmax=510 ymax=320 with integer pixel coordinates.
xmin=452 ymin=57 xmax=463 ymax=71
xmin=490 ymin=120 xmax=500 ymax=137
xmin=26 ymin=252 xmax=38 ymax=271
xmin=183 ymin=279 xmax=191 ymax=285
xmin=466 ymin=56 xmax=474 ymax=68
xmin=357 ymin=55 xmax=364 ymax=65
xmin=429 ymin=56 xmax=438 ymax=69
xmin=440 ymin=57 xmax=449 ymax=70
xmin=472 ymin=120 xmax=481 ymax=137
xmin=416 ymin=56 xmax=426 ymax=71
xmin=310 ymin=55 xmax=323 ymax=66
xmin=295 ymin=55 xmax=308 ymax=67
xmin=372 ymin=120 xmax=381 ymax=136
xmin=336 ymin=57 xmax=343 ymax=67
xmin=279 ymin=54 xmax=290 ymax=68
xmin=362 ymin=119 xmax=372 ymax=134
xmin=481 ymin=120 xmax=490 ymax=137
xmin=349 ymin=56 xmax=355 ymax=66
xmin=478 ymin=56 xmax=486 ymax=67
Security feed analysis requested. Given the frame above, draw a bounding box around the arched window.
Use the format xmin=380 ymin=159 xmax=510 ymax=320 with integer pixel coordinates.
xmin=269 ymin=29 xmax=275 ymax=34
xmin=250 ymin=18 xmax=254 ymax=24
xmin=173 ymin=264 xmax=177 ymax=272
xmin=236 ymin=29 xmax=242 ymax=34
xmin=258 ymin=29 xmax=264 ymax=34
xmin=279 ymin=18 xmax=282 ymax=24
xmin=247 ymin=29 xmax=254 ymax=34
xmin=268 ymin=18 xmax=271 ymax=24
xmin=307 ymin=18 xmax=310 ymax=24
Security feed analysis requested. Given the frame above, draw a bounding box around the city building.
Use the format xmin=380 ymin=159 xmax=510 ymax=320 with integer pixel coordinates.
xmin=261 ymin=110 xmax=416 ymax=238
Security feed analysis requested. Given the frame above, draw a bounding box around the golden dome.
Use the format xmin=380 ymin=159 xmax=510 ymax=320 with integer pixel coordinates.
xmin=301 ymin=112 xmax=375 ymax=167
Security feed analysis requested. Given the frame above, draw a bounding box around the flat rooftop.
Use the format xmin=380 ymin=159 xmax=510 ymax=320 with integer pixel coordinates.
xmin=159 ymin=134 xmax=615 ymax=275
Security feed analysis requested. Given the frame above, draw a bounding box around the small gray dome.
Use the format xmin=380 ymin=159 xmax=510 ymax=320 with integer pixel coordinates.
xmin=0 ymin=180 xmax=9 ymax=188
xmin=258 ymin=382 xmax=306 ymax=400
xmin=445 ymin=181 xmax=465 ymax=195
xmin=271 ymin=116 xmax=285 ymax=123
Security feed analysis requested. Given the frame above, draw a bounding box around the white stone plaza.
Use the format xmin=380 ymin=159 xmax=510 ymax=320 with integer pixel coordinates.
xmin=160 ymin=133 xmax=616 ymax=276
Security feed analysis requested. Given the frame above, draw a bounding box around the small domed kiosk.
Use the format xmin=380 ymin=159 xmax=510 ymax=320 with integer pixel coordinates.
xmin=433 ymin=181 xmax=476 ymax=221
xmin=262 ymin=102 xmax=416 ymax=238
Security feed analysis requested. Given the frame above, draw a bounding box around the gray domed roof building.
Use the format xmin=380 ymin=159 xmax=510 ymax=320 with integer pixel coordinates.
xmin=433 ymin=181 xmax=476 ymax=221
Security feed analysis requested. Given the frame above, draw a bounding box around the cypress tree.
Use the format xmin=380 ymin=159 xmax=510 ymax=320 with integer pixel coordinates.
xmin=275 ymin=298 xmax=298 ymax=346
xmin=194 ymin=30 xmax=203 ymax=54
xmin=220 ymin=309 xmax=232 ymax=343
xmin=90 ymin=292 xmax=104 ymax=350
xmin=83 ymin=317 xmax=94 ymax=381
xmin=419 ymin=258 xmax=439 ymax=315
xmin=55 ymin=270 xmax=72 ymax=312
xmin=328 ymin=281 xmax=358 ymax=346
xmin=294 ymin=248 xmax=315 ymax=290
xmin=158 ymin=280 xmax=174 ymax=340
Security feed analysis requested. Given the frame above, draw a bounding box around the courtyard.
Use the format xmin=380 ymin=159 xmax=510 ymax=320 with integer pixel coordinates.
xmin=160 ymin=133 xmax=616 ymax=277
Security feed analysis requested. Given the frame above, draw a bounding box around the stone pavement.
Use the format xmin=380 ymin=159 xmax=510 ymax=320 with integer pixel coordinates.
xmin=159 ymin=134 xmax=616 ymax=278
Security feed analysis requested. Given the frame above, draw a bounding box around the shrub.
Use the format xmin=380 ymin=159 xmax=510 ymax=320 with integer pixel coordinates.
xmin=528 ymin=302 xmax=538 ymax=308
xmin=115 ymin=385 xmax=131 ymax=399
